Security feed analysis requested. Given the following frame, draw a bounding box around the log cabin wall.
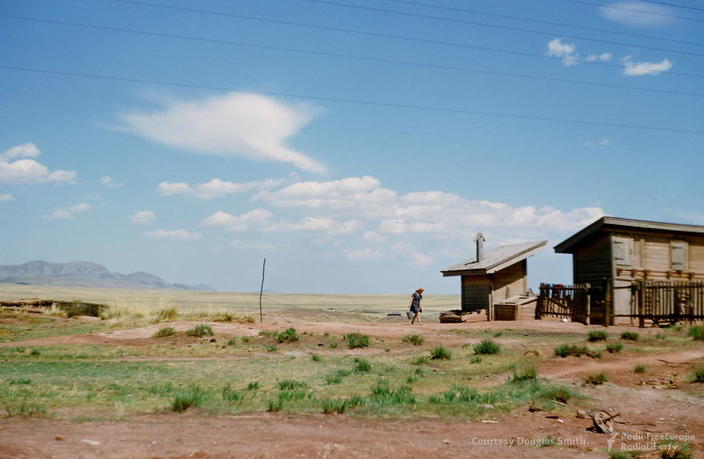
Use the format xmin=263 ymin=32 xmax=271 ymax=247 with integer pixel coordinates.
xmin=461 ymin=276 xmax=490 ymax=312
xmin=573 ymin=233 xmax=612 ymax=285
xmin=490 ymin=259 xmax=527 ymax=305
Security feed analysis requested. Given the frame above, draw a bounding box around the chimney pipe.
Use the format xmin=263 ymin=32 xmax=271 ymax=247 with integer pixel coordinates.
xmin=475 ymin=232 xmax=485 ymax=262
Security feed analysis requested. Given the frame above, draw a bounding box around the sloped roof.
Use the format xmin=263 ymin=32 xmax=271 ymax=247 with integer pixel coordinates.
xmin=442 ymin=241 xmax=547 ymax=277
xmin=554 ymin=217 xmax=704 ymax=253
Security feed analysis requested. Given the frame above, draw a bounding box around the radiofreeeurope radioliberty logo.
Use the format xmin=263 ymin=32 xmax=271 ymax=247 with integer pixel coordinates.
xmin=609 ymin=432 xmax=696 ymax=454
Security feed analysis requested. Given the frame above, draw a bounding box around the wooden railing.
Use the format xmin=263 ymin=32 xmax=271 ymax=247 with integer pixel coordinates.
xmin=631 ymin=280 xmax=704 ymax=326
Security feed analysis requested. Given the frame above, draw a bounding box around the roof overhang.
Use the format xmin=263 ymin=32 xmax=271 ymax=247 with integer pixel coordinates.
xmin=442 ymin=240 xmax=546 ymax=277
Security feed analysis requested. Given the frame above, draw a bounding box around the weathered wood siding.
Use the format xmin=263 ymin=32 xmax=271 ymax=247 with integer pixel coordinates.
xmin=573 ymin=234 xmax=611 ymax=285
xmin=490 ymin=260 xmax=527 ymax=304
xmin=461 ymin=276 xmax=490 ymax=311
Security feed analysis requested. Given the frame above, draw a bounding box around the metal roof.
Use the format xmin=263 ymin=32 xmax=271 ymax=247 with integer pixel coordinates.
xmin=554 ymin=217 xmax=704 ymax=253
xmin=442 ymin=240 xmax=547 ymax=277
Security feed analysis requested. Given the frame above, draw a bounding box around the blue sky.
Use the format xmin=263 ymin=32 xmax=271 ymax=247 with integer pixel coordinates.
xmin=1 ymin=0 xmax=702 ymax=293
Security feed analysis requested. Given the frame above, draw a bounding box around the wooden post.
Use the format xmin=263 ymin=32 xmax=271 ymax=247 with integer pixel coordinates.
xmin=585 ymin=283 xmax=591 ymax=326
xmin=604 ymin=277 xmax=612 ymax=327
xmin=259 ymin=258 xmax=266 ymax=324
xmin=638 ymin=280 xmax=645 ymax=328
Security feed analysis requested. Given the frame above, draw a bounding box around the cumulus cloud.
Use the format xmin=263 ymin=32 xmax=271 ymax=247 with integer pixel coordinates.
xmin=120 ymin=92 xmax=325 ymax=173
xmin=201 ymin=209 xmax=273 ymax=231
xmin=100 ymin=176 xmax=121 ymax=188
xmin=267 ymin=217 xmax=361 ymax=235
xmin=585 ymin=53 xmax=612 ymax=62
xmin=0 ymin=143 xmax=76 ymax=184
xmin=229 ymin=240 xmax=276 ymax=251
xmin=142 ymin=229 xmax=202 ymax=240
xmin=130 ymin=210 xmax=157 ymax=225
xmin=623 ymin=56 xmax=672 ymax=76
xmin=546 ymin=39 xmax=579 ymax=66
xmin=344 ymin=248 xmax=385 ymax=261
xmin=0 ymin=193 xmax=14 ymax=202
xmin=48 ymin=203 xmax=90 ymax=220
xmin=158 ymin=177 xmax=284 ymax=199
xmin=600 ymin=1 xmax=674 ymax=27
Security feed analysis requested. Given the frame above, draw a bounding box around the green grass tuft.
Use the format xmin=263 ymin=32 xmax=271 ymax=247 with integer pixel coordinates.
xmin=584 ymin=372 xmax=608 ymax=385
xmin=226 ymin=337 xmax=237 ymax=346
xmin=246 ymin=381 xmax=260 ymax=391
xmin=511 ymin=366 xmax=538 ymax=383
xmin=265 ymin=345 xmax=278 ymax=352
xmin=276 ymin=328 xmax=299 ymax=343
xmin=606 ymin=343 xmax=623 ymax=353
xmin=221 ymin=384 xmax=244 ymax=402
xmin=401 ymin=334 xmax=424 ymax=346
xmin=171 ymin=386 xmax=206 ymax=412
xmin=474 ymin=339 xmax=501 ymax=355
xmin=693 ymin=368 xmax=704 ymax=383
xmin=153 ymin=327 xmax=175 ymax=338
xmin=277 ymin=380 xmax=308 ymax=391
xmin=587 ymin=330 xmax=608 ymax=342
xmin=353 ymin=358 xmax=372 ymax=373
xmin=634 ymin=364 xmax=647 ymax=374
xmin=311 ymin=354 xmax=321 ymax=362
xmin=345 ymin=332 xmax=370 ymax=349
xmin=621 ymin=331 xmax=639 ymax=341
xmin=185 ymin=324 xmax=214 ymax=337
xmin=430 ymin=346 xmax=452 ymax=360
xmin=688 ymin=326 xmax=704 ymax=341
xmin=554 ymin=344 xmax=601 ymax=358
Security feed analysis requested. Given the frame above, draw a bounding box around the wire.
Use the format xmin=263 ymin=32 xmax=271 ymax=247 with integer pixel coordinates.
xmin=636 ymin=0 xmax=704 ymax=12
xmin=3 ymin=14 xmax=701 ymax=99
xmin=300 ymin=0 xmax=704 ymax=56
xmin=105 ymin=0 xmax=704 ymax=80
xmin=554 ymin=0 xmax=704 ymax=22
xmin=378 ymin=0 xmax=704 ymax=48
xmin=1 ymin=64 xmax=701 ymax=135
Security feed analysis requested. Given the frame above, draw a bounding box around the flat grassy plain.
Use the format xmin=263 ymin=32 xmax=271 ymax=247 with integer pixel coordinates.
xmin=2 ymin=285 xmax=704 ymax=457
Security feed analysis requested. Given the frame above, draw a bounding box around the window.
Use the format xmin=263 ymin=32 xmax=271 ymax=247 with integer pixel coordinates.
xmin=613 ymin=237 xmax=632 ymax=267
xmin=671 ymin=241 xmax=688 ymax=271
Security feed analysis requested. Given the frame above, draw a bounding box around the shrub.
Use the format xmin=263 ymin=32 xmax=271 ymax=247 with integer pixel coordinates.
xmin=329 ymin=342 xmax=338 ymax=349
xmin=693 ymin=368 xmax=704 ymax=383
xmin=413 ymin=356 xmax=430 ymax=365
xmin=688 ymin=326 xmax=704 ymax=341
xmin=511 ymin=366 xmax=538 ymax=383
xmin=266 ymin=398 xmax=283 ymax=412
xmin=587 ymin=330 xmax=608 ymax=342
xmin=584 ymin=372 xmax=608 ymax=385
xmin=226 ymin=337 xmax=237 ymax=346
xmin=242 ymin=337 xmax=250 ymax=343
xmin=346 ymin=333 xmax=370 ymax=349
xmin=172 ymin=387 xmax=206 ymax=412
xmin=321 ymin=398 xmax=348 ymax=414
xmin=606 ymin=343 xmax=623 ymax=353
xmin=276 ymin=328 xmax=299 ymax=343
xmin=278 ymin=380 xmax=308 ymax=391
xmin=430 ymin=346 xmax=452 ymax=360
xmin=537 ymin=385 xmax=574 ymax=404
xmin=353 ymin=358 xmax=372 ymax=373
xmin=470 ymin=356 xmax=482 ymax=364
xmin=246 ymin=381 xmax=260 ymax=391
xmin=265 ymin=345 xmax=278 ymax=352
xmin=186 ymin=324 xmax=214 ymax=337
xmin=221 ymin=384 xmax=243 ymax=402
xmin=154 ymin=307 xmax=178 ymax=321
xmin=554 ymin=344 xmax=600 ymax=358
xmin=658 ymin=439 xmax=695 ymax=459
xmin=29 ymin=349 xmax=40 ymax=356
xmin=369 ymin=380 xmax=415 ymax=405
xmin=474 ymin=339 xmax=501 ymax=355
xmin=153 ymin=327 xmax=175 ymax=338
xmin=634 ymin=364 xmax=647 ymax=374
xmin=401 ymin=334 xmax=424 ymax=346
xmin=621 ymin=331 xmax=639 ymax=341
xmin=311 ymin=354 xmax=321 ymax=362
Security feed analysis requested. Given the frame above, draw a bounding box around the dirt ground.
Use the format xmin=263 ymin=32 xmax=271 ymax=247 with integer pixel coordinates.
xmin=1 ymin=317 xmax=703 ymax=458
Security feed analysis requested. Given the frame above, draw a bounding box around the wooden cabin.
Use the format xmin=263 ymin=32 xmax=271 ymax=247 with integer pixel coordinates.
xmin=442 ymin=234 xmax=546 ymax=320
xmin=554 ymin=217 xmax=704 ymax=325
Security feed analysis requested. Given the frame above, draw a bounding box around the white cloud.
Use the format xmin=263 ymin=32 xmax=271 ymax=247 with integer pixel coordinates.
xmin=0 ymin=193 xmax=14 ymax=202
xmin=623 ymin=56 xmax=672 ymax=76
xmin=362 ymin=231 xmax=386 ymax=243
xmin=100 ymin=176 xmax=121 ymax=188
xmin=229 ymin=240 xmax=276 ymax=251
xmin=0 ymin=143 xmax=76 ymax=185
xmin=546 ymin=38 xmax=579 ymax=66
xmin=583 ymin=138 xmax=611 ymax=147
xmin=130 ymin=210 xmax=157 ymax=225
xmin=599 ymin=138 xmax=611 ymax=146
xmin=48 ymin=203 xmax=90 ymax=220
xmin=344 ymin=248 xmax=385 ymax=261
xmin=585 ymin=53 xmax=612 ymax=62
xmin=0 ymin=142 xmax=40 ymax=161
xmin=142 ymin=229 xmax=202 ymax=240
xmin=600 ymin=1 xmax=674 ymax=27
xmin=201 ymin=209 xmax=274 ymax=231
xmin=120 ymin=92 xmax=325 ymax=173
xmin=391 ymin=242 xmax=434 ymax=268
xmin=158 ymin=177 xmax=284 ymax=199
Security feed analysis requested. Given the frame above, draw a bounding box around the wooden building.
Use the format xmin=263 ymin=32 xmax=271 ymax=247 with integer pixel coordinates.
xmin=554 ymin=217 xmax=704 ymax=324
xmin=442 ymin=234 xmax=546 ymax=319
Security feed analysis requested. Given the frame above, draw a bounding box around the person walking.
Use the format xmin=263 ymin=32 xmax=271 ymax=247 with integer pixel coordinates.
xmin=408 ymin=288 xmax=424 ymax=325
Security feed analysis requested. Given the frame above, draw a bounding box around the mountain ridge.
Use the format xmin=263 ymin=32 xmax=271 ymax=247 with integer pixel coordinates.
xmin=0 ymin=261 xmax=213 ymax=291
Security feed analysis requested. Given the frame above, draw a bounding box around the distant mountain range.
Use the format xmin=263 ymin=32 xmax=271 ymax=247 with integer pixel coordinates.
xmin=0 ymin=261 xmax=213 ymax=291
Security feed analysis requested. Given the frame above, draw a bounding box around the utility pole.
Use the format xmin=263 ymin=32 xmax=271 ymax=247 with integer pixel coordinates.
xmin=259 ymin=258 xmax=266 ymax=323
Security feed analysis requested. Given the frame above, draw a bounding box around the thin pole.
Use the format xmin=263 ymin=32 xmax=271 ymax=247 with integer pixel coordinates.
xmin=259 ymin=258 xmax=266 ymax=323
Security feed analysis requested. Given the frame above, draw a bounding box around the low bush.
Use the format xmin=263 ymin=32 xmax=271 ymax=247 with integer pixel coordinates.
xmin=353 ymin=358 xmax=372 ymax=373
xmin=511 ymin=366 xmax=538 ymax=383
xmin=658 ymin=439 xmax=695 ymax=459
xmin=186 ymin=324 xmax=213 ymax=338
xmin=246 ymin=381 xmax=260 ymax=391
xmin=584 ymin=372 xmax=608 ymax=385
xmin=172 ymin=386 xmax=206 ymax=412
xmin=311 ymin=354 xmax=321 ymax=362
xmin=688 ymin=326 xmax=704 ymax=341
xmin=587 ymin=330 xmax=608 ymax=342
xmin=554 ymin=344 xmax=601 ymax=358
xmin=537 ymin=385 xmax=574 ymax=404
xmin=276 ymin=328 xmax=299 ymax=343
xmin=430 ymin=346 xmax=452 ymax=360
xmin=345 ymin=332 xmax=370 ymax=349
xmin=401 ymin=334 xmax=424 ymax=346
xmin=693 ymin=368 xmax=704 ymax=383
xmin=226 ymin=337 xmax=237 ymax=346
xmin=634 ymin=364 xmax=647 ymax=374
xmin=606 ymin=343 xmax=623 ymax=353
xmin=474 ymin=339 xmax=501 ymax=355
xmin=621 ymin=331 xmax=639 ymax=341
xmin=265 ymin=345 xmax=278 ymax=352
xmin=153 ymin=327 xmax=175 ymax=338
